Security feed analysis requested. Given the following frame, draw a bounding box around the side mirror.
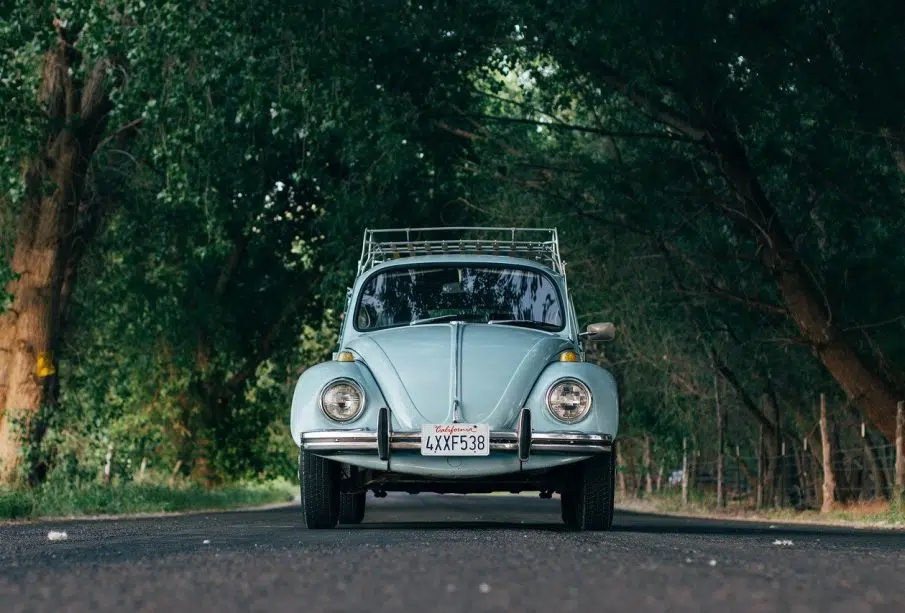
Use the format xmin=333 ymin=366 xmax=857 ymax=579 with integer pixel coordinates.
xmin=582 ymin=322 xmax=615 ymax=342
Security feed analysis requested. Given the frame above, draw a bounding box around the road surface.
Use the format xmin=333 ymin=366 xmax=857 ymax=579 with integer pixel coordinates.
xmin=2 ymin=494 xmax=904 ymax=612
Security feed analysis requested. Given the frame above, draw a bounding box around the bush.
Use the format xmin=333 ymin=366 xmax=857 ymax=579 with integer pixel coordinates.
xmin=0 ymin=489 xmax=35 ymax=519
xmin=0 ymin=477 xmax=295 ymax=520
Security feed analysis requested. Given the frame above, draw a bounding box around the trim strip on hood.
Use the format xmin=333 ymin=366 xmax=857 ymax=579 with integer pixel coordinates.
xmin=449 ymin=322 xmax=464 ymax=422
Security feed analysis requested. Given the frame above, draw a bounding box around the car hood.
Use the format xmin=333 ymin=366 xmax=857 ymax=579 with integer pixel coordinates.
xmin=346 ymin=323 xmax=574 ymax=429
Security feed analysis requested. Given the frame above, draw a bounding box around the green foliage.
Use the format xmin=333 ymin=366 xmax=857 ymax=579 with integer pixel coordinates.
xmin=4 ymin=0 xmax=905 ymax=491
xmin=4 ymin=0 xmax=488 ymax=483
xmin=0 ymin=488 xmax=34 ymax=519
xmin=0 ymin=477 xmax=293 ymax=520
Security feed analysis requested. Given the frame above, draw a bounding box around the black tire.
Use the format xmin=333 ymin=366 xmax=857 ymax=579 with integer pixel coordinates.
xmin=560 ymin=491 xmax=575 ymax=524
xmin=561 ymin=452 xmax=615 ymax=531
xmin=339 ymin=491 xmax=366 ymax=524
xmin=299 ymin=450 xmax=340 ymax=529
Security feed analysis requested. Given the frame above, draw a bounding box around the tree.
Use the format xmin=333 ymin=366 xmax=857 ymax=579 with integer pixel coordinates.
xmin=0 ymin=2 xmax=134 ymax=482
xmin=437 ymin=0 xmax=905 ymax=445
xmin=2 ymin=0 xmax=492 ymax=483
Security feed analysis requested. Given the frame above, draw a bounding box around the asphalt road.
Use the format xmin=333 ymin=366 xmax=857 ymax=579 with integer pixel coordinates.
xmin=2 ymin=494 xmax=904 ymax=613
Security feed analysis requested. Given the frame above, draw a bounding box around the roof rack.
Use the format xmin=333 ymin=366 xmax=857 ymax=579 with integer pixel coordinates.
xmin=356 ymin=227 xmax=565 ymax=276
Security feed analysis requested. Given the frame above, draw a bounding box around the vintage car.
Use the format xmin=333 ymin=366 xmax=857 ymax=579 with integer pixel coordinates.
xmin=290 ymin=227 xmax=619 ymax=530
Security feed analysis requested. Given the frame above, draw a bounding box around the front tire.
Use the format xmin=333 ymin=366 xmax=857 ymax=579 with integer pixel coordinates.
xmin=299 ymin=450 xmax=340 ymax=529
xmin=561 ymin=452 xmax=615 ymax=531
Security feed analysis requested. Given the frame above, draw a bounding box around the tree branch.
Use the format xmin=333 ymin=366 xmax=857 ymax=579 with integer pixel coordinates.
xmin=97 ymin=118 xmax=144 ymax=151
xmin=224 ymin=288 xmax=314 ymax=393
xmin=710 ymin=349 xmax=776 ymax=434
xmin=676 ymin=286 xmax=788 ymax=317
xmin=575 ymin=55 xmax=710 ymax=141
xmin=657 ymin=238 xmax=788 ymax=317
xmin=460 ymin=113 xmax=698 ymax=142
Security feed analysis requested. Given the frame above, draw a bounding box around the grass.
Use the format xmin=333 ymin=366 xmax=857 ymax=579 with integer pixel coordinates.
xmin=0 ymin=477 xmax=297 ymax=521
xmin=617 ymin=488 xmax=905 ymax=529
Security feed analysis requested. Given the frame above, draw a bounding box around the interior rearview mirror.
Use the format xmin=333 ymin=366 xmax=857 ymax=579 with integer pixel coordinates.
xmin=583 ymin=321 xmax=615 ymax=342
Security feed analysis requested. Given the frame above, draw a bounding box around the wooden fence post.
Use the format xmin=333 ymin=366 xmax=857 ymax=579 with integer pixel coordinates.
xmin=895 ymin=401 xmax=905 ymax=500
xmin=681 ymin=437 xmax=689 ymax=505
xmin=820 ymin=393 xmax=836 ymax=512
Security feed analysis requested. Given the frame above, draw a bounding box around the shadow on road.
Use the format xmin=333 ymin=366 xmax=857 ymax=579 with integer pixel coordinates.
xmin=351 ymin=521 xmax=568 ymax=531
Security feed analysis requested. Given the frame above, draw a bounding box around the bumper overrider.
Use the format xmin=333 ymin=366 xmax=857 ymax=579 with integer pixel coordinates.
xmin=299 ymin=407 xmax=614 ymax=462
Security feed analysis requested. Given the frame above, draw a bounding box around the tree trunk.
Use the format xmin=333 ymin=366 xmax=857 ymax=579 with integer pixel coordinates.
xmin=820 ymin=393 xmax=837 ymax=512
xmin=771 ymin=391 xmax=784 ymax=508
xmin=681 ymin=437 xmax=688 ymax=505
xmin=863 ymin=433 xmax=888 ymax=500
xmin=689 ymin=448 xmax=698 ymax=493
xmin=715 ymin=374 xmax=725 ymax=508
xmin=582 ymin=66 xmax=904 ymax=442
xmin=760 ymin=394 xmax=778 ymax=505
xmin=831 ymin=426 xmax=853 ymax=503
xmin=793 ymin=446 xmax=810 ymax=508
xmin=708 ymin=127 xmax=905 ymax=443
xmin=0 ymin=30 xmax=112 ymax=484
xmin=643 ymin=434 xmax=653 ymax=496
xmin=756 ymin=423 xmax=764 ymax=509
xmin=896 ymin=401 xmax=905 ymax=500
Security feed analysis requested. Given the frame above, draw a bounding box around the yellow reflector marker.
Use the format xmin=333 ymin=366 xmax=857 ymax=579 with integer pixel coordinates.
xmin=559 ymin=350 xmax=579 ymax=362
xmin=36 ymin=351 xmax=56 ymax=377
xmin=336 ymin=351 xmax=355 ymax=362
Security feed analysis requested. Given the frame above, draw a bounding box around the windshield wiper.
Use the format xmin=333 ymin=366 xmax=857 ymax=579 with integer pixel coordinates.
xmin=410 ymin=313 xmax=475 ymax=326
xmin=487 ymin=319 xmax=560 ymax=331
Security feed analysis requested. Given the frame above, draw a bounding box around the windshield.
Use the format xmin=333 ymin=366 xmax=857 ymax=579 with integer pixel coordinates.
xmin=354 ymin=265 xmax=565 ymax=331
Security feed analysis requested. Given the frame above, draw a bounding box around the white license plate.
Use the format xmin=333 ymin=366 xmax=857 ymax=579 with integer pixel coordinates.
xmin=420 ymin=424 xmax=490 ymax=456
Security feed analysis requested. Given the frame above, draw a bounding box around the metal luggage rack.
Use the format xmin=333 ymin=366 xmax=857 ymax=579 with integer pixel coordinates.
xmin=356 ymin=227 xmax=565 ymax=276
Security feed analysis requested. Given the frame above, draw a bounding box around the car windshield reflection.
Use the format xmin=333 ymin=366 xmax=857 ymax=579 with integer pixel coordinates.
xmin=354 ymin=265 xmax=565 ymax=332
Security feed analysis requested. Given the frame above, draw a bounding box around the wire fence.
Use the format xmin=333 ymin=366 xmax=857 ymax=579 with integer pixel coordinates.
xmin=615 ymin=443 xmax=904 ymax=509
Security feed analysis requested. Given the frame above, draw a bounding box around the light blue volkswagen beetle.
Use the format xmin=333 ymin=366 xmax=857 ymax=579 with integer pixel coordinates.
xmin=290 ymin=227 xmax=619 ymax=530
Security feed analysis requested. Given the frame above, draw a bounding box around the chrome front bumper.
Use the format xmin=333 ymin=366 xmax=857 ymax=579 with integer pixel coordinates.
xmin=300 ymin=430 xmax=613 ymax=454
xmin=299 ymin=407 xmax=613 ymax=461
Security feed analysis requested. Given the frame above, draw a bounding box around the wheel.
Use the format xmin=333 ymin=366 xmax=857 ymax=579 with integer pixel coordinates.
xmin=605 ymin=446 xmax=616 ymax=529
xmin=339 ymin=491 xmax=366 ymax=524
xmin=298 ymin=450 xmax=340 ymax=529
xmin=560 ymin=452 xmax=615 ymax=531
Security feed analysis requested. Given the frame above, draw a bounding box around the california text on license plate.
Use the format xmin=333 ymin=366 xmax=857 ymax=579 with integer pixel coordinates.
xmin=420 ymin=424 xmax=490 ymax=456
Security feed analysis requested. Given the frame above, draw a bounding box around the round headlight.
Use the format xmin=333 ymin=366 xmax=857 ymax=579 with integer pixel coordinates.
xmin=319 ymin=379 xmax=365 ymax=422
xmin=545 ymin=378 xmax=592 ymax=423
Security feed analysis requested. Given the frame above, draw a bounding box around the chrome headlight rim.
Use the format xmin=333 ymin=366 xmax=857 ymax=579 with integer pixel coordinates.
xmin=545 ymin=377 xmax=592 ymax=424
xmin=318 ymin=378 xmax=366 ymax=423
